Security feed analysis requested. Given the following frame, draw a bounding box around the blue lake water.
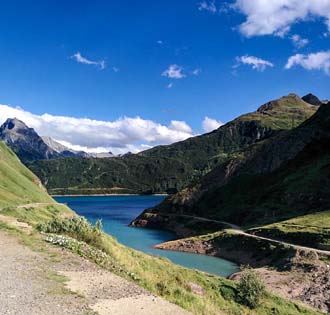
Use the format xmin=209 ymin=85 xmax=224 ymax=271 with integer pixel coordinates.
xmin=54 ymin=195 xmax=238 ymax=277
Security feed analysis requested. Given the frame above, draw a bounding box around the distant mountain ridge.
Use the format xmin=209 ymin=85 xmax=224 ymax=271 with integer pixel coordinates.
xmin=28 ymin=93 xmax=320 ymax=195
xmin=0 ymin=118 xmax=114 ymax=162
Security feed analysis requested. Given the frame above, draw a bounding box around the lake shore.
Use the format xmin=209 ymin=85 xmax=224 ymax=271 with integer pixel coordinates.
xmin=154 ymin=230 xmax=330 ymax=313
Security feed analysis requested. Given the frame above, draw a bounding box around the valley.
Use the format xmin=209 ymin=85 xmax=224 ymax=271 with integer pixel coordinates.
xmin=1 ymin=92 xmax=330 ymax=314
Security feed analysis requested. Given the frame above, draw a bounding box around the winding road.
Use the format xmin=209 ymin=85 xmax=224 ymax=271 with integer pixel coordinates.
xmin=159 ymin=213 xmax=330 ymax=256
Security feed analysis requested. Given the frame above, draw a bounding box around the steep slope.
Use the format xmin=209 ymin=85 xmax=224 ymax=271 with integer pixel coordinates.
xmin=28 ymin=94 xmax=318 ymax=195
xmin=0 ymin=140 xmax=71 ymax=222
xmin=133 ymin=102 xmax=330 ymax=230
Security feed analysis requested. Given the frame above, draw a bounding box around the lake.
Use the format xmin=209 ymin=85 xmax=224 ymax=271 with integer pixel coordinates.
xmin=54 ymin=195 xmax=238 ymax=277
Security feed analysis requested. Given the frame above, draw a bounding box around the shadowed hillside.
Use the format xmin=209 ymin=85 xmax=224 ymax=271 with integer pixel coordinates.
xmin=133 ymin=101 xmax=330 ymax=231
xmin=28 ymin=93 xmax=318 ymax=195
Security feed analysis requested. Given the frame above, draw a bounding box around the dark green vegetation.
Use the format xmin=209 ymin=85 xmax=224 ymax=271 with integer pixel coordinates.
xmin=0 ymin=140 xmax=321 ymax=315
xmin=237 ymin=268 xmax=266 ymax=309
xmin=28 ymin=94 xmax=318 ymax=195
xmin=135 ymin=99 xmax=330 ymax=239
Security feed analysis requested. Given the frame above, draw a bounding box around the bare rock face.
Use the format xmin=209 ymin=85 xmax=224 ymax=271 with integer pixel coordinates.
xmin=0 ymin=118 xmax=58 ymax=162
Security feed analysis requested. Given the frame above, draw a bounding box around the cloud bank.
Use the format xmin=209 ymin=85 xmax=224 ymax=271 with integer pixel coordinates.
xmin=0 ymin=104 xmax=196 ymax=154
xmin=232 ymin=0 xmax=330 ymax=37
xmin=202 ymin=116 xmax=223 ymax=132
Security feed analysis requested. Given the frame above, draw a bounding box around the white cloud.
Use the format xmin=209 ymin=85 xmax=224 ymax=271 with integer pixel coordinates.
xmin=112 ymin=67 xmax=119 ymax=73
xmin=169 ymin=120 xmax=193 ymax=134
xmin=192 ymin=68 xmax=202 ymax=76
xmin=162 ymin=64 xmax=186 ymax=79
xmin=71 ymin=52 xmax=106 ymax=70
xmin=235 ymin=55 xmax=274 ymax=71
xmin=157 ymin=40 xmax=163 ymax=45
xmin=198 ymin=1 xmax=217 ymax=13
xmin=202 ymin=117 xmax=223 ymax=132
xmin=167 ymin=82 xmax=174 ymax=89
xmin=0 ymin=104 xmax=195 ymax=154
xmin=285 ymin=51 xmax=330 ymax=74
xmin=291 ymin=34 xmax=309 ymax=48
xmin=232 ymin=0 xmax=330 ymax=37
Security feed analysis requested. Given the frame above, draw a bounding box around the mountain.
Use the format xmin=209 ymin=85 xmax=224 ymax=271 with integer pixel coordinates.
xmin=87 ymin=152 xmax=115 ymax=158
xmin=0 ymin=118 xmax=114 ymax=163
xmin=0 ymin=118 xmax=59 ymax=163
xmin=302 ymin=93 xmax=324 ymax=106
xmin=132 ymin=101 xmax=330 ymax=231
xmin=41 ymin=136 xmax=90 ymax=158
xmin=28 ymin=93 xmax=319 ymax=195
xmin=0 ymin=131 xmax=317 ymax=315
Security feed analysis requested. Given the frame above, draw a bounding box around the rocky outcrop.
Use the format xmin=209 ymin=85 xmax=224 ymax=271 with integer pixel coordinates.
xmin=302 ymin=93 xmax=324 ymax=106
xmin=0 ymin=118 xmax=58 ymax=162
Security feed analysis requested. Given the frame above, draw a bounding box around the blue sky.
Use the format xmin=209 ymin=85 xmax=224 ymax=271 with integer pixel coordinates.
xmin=0 ymin=1 xmax=330 ymax=153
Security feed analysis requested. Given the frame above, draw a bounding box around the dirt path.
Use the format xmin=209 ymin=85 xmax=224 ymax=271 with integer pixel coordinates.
xmin=0 ymin=231 xmax=91 ymax=315
xmin=0 ymin=216 xmax=191 ymax=315
xmin=166 ymin=214 xmax=330 ymax=256
xmin=58 ymin=259 xmax=191 ymax=315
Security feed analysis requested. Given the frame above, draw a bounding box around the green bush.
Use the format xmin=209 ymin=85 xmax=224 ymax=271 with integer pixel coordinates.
xmin=36 ymin=216 xmax=104 ymax=250
xmin=237 ymin=267 xmax=266 ymax=308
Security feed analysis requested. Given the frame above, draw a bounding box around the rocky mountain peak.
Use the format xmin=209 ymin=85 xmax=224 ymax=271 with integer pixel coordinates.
xmin=302 ymin=93 xmax=323 ymax=106
xmin=1 ymin=117 xmax=29 ymax=132
xmin=257 ymin=93 xmax=303 ymax=113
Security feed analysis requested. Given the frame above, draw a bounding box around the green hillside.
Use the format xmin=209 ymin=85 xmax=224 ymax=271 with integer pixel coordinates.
xmin=28 ymin=94 xmax=318 ymax=195
xmin=0 ymin=140 xmax=71 ymax=223
xmin=0 ymin=138 xmax=319 ymax=315
xmin=133 ymin=102 xmax=330 ymax=233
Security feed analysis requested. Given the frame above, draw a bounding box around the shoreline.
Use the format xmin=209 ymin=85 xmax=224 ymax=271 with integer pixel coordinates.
xmin=51 ymin=193 xmax=168 ymax=197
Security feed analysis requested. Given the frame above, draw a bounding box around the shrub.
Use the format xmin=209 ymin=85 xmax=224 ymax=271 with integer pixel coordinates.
xmin=237 ymin=267 xmax=266 ymax=308
xmin=37 ymin=216 xmax=104 ymax=250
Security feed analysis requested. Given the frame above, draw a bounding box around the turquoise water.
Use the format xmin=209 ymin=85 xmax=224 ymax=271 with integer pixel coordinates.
xmin=54 ymin=195 xmax=238 ymax=277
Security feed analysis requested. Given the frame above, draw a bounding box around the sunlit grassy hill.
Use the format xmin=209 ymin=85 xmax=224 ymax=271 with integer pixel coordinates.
xmin=0 ymin=140 xmax=72 ymax=223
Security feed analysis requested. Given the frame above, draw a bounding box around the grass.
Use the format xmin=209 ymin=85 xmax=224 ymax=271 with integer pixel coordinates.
xmin=0 ymin=140 xmax=323 ymax=314
xmin=37 ymin=217 xmax=321 ymax=315
xmin=249 ymin=210 xmax=330 ymax=250
xmin=0 ymin=141 xmax=73 ymax=221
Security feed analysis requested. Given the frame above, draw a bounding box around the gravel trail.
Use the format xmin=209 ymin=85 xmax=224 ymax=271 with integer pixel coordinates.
xmin=0 ymin=220 xmax=191 ymax=315
xmin=0 ymin=231 xmax=91 ymax=315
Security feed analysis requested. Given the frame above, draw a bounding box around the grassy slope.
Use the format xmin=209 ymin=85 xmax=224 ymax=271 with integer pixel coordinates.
xmin=0 ymin=140 xmax=72 ymax=222
xmin=0 ymin=141 xmax=319 ymax=315
xmin=250 ymin=210 xmax=330 ymax=250
xmin=28 ymin=94 xmax=317 ymax=195
xmin=140 ymin=102 xmax=330 ymax=233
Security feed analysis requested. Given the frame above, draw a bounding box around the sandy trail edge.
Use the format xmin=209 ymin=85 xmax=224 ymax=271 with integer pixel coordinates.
xmin=60 ymin=267 xmax=191 ymax=315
